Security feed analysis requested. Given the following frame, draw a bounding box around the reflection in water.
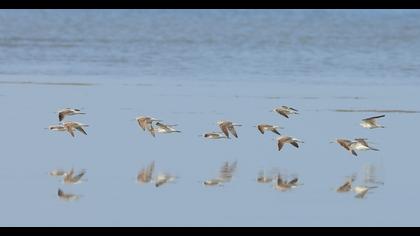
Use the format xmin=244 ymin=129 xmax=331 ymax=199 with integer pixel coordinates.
xmin=57 ymin=189 xmax=81 ymax=202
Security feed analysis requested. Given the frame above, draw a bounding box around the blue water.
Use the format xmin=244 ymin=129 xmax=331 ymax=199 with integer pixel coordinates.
xmin=0 ymin=10 xmax=419 ymax=226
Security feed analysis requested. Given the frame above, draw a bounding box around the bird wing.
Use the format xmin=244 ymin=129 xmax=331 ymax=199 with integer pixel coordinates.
xmin=363 ymin=115 xmax=385 ymax=121
xmin=227 ymin=125 xmax=238 ymax=138
xmin=65 ymin=126 xmax=75 ymax=137
xmin=219 ymin=124 xmax=230 ymax=138
xmin=337 ymin=139 xmax=351 ymax=151
xmin=257 ymin=125 xmax=265 ymax=134
xmin=75 ymin=126 xmax=87 ymax=135
xmin=355 ymin=189 xmax=369 ymax=198
xmin=277 ymin=175 xmax=284 ymax=185
xmin=72 ymin=170 xmax=86 ymax=182
xmin=147 ymin=126 xmax=156 ymax=137
xmin=354 ymin=138 xmax=369 ymax=147
xmin=155 ymin=122 xmax=170 ymax=130
xmin=337 ymin=181 xmax=351 ymax=192
xmin=290 ymin=141 xmax=299 ymax=148
xmin=277 ymin=139 xmax=285 ymax=151
xmin=137 ymin=118 xmax=147 ymax=131
xmin=271 ymin=128 xmax=281 ymax=135
xmin=276 ymin=109 xmax=289 ymax=118
xmin=58 ymin=112 xmax=65 ymax=122
xmin=288 ymin=177 xmax=298 ymax=185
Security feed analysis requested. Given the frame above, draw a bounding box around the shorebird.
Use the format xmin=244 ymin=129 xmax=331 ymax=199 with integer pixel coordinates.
xmin=62 ymin=121 xmax=88 ymax=137
xmin=336 ymin=175 xmax=356 ymax=193
xmin=276 ymin=136 xmax=303 ymax=151
xmin=63 ymin=168 xmax=86 ymax=185
xmin=49 ymin=169 xmax=66 ymax=177
xmin=155 ymin=173 xmax=176 ymax=187
xmin=217 ymin=120 xmax=241 ymax=138
xmin=350 ymin=138 xmax=379 ymax=152
xmin=203 ymin=161 xmax=237 ymax=186
xmin=154 ymin=122 xmax=181 ymax=134
xmin=360 ymin=115 xmax=385 ymax=129
xmin=57 ymin=188 xmax=80 ymax=201
xmin=136 ymin=116 xmax=160 ymax=137
xmin=331 ymin=139 xmax=358 ymax=156
xmin=272 ymin=106 xmax=298 ymax=118
xmin=257 ymin=170 xmax=274 ymax=184
xmin=137 ymin=161 xmax=155 ymax=184
xmin=255 ymin=124 xmax=282 ymax=135
xmin=57 ymin=108 xmax=85 ymax=122
xmin=353 ymin=185 xmax=377 ymax=199
xmin=203 ymin=132 xmax=227 ymax=139
xmin=274 ymin=175 xmax=299 ymax=191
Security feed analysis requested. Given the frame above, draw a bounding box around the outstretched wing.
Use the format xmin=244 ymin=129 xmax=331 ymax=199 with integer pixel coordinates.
xmin=363 ymin=115 xmax=385 ymax=121
xmin=288 ymin=177 xmax=298 ymax=185
xmin=271 ymin=128 xmax=281 ymax=135
xmin=219 ymin=124 xmax=230 ymax=138
xmin=276 ymin=109 xmax=289 ymax=118
xmin=228 ymin=125 xmax=238 ymax=138
xmin=75 ymin=126 xmax=87 ymax=135
xmin=290 ymin=141 xmax=299 ymax=148
xmin=257 ymin=125 xmax=265 ymax=134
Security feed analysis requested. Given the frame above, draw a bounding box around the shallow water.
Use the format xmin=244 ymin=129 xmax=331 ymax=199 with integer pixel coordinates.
xmin=0 ymin=10 xmax=419 ymax=226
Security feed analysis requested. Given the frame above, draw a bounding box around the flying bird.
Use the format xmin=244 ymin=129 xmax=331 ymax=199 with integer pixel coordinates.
xmin=63 ymin=168 xmax=86 ymax=185
xmin=351 ymin=138 xmax=380 ymax=152
xmin=217 ymin=120 xmax=241 ymax=138
xmin=272 ymin=106 xmax=298 ymax=118
xmin=136 ymin=116 xmax=160 ymax=137
xmin=331 ymin=139 xmax=358 ymax=156
xmin=154 ymin=122 xmax=181 ymax=134
xmin=62 ymin=121 xmax=89 ymax=137
xmin=360 ymin=115 xmax=385 ymax=129
xmin=276 ymin=136 xmax=303 ymax=151
xmin=256 ymin=124 xmax=282 ymax=135
xmin=57 ymin=108 xmax=85 ymax=122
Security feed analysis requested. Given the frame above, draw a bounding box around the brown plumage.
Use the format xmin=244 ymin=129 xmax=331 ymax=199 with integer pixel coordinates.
xmin=256 ymin=124 xmax=282 ymax=135
xmin=277 ymin=136 xmax=303 ymax=151
xmin=333 ymin=139 xmax=358 ymax=156
xmin=272 ymin=106 xmax=298 ymax=118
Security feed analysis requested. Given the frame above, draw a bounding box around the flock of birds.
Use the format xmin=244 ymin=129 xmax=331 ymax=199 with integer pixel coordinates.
xmin=47 ymin=106 xmax=386 ymax=201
